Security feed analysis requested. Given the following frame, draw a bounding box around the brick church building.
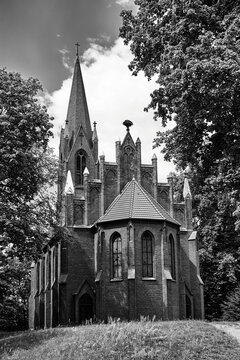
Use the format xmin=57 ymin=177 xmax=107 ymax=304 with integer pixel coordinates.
xmin=29 ymin=54 xmax=204 ymax=329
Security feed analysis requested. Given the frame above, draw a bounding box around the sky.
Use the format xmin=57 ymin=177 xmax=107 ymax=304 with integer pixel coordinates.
xmin=1 ymin=0 xmax=176 ymax=181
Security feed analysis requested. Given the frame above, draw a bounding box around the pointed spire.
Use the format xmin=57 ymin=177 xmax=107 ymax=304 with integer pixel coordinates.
xmin=65 ymin=53 xmax=92 ymax=145
xmin=183 ymin=177 xmax=192 ymax=199
xmin=92 ymin=121 xmax=98 ymax=141
xmin=83 ymin=167 xmax=89 ymax=175
xmin=65 ymin=170 xmax=74 ymax=194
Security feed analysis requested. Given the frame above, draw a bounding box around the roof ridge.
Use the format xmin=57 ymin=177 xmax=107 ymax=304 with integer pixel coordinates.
xmin=135 ymin=180 xmax=178 ymax=223
xmin=102 ymin=180 xmax=132 ymax=218
xmin=134 ymin=181 xmax=163 ymax=218
xmin=129 ymin=178 xmax=136 ymax=217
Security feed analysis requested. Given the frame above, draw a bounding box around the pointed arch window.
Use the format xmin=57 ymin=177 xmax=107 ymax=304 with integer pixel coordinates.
xmin=168 ymin=234 xmax=176 ymax=280
xmin=76 ymin=150 xmax=87 ymax=185
xmin=142 ymin=231 xmax=154 ymax=278
xmin=111 ymin=233 xmax=122 ymax=279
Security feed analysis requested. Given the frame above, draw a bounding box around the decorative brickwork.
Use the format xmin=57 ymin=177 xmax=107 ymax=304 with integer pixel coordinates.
xmin=29 ymin=55 xmax=204 ymax=329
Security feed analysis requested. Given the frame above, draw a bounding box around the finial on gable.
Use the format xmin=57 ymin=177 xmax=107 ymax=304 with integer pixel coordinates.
xmin=83 ymin=167 xmax=89 ymax=176
xmin=183 ymin=176 xmax=192 ymax=199
xmin=65 ymin=170 xmax=74 ymax=195
xmin=123 ymin=119 xmax=133 ymax=132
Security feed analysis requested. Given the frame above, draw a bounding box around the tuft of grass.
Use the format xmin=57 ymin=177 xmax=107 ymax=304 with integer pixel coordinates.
xmin=1 ymin=320 xmax=240 ymax=360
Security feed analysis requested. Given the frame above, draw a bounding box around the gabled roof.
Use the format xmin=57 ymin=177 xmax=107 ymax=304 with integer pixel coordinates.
xmin=98 ymin=178 xmax=180 ymax=225
xmin=121 ymin=130 xmax=135 ymax=150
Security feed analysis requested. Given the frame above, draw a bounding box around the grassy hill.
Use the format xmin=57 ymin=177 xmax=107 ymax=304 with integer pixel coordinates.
xmin=0 ymin=320 xmax=239 ymax=359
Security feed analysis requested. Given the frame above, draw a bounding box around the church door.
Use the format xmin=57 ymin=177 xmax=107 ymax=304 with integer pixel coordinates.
xmin=78 ymin=293 xmax=93 ymax=324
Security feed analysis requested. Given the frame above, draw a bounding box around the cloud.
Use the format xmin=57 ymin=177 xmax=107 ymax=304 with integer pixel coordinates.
xmin=105 ymin=0 xmax=137 ymax=10
xmin=42 ymin=38 xmax=175 ymax=181
xmin=115 ymin=0 xmax=135 ymax=5
xmin=58 ymin=48 xmax=73 ymax=73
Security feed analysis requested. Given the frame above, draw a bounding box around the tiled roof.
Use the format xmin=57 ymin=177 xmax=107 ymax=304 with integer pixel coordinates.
xmin=98 ymin=178 xmax=180 ymax=225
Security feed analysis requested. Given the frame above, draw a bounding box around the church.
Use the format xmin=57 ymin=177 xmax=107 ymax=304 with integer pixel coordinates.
xmin=29 ymin=53 xmax=204 ymax=329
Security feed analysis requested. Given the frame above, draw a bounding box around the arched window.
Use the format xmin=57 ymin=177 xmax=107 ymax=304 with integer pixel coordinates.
xmin=142 ymin=231 xmax=154 ymax=278
xmin=168 ymin=234 xmax=176 ymax=279
xmin=111 ymin=233 xmax=122 ymax=279
xmin=76 ymin=150 xmax=87 ymax=185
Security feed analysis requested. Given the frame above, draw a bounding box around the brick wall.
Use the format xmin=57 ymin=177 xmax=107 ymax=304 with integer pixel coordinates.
xmin=96 ymin=220 xmax=183 ymax=321
xmin=66 ymin=228 xmax=95 ymax=324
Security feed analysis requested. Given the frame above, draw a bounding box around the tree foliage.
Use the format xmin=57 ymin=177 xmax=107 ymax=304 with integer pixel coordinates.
xmin=120 ymin=0 xmax=240 ymax=173
xmin=120 ymin=0 xmax=240 ymax=319
xmin=221 ymin=284 xmax=240 ymax=321
xmin=0 ymin=68 xmax=58 ymax=330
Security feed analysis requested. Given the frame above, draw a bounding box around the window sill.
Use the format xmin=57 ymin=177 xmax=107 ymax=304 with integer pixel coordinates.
xmin=142 ymin=277 xmax=156 ymax=281
xmin=110 ymin=278 xmax=123 ymax=282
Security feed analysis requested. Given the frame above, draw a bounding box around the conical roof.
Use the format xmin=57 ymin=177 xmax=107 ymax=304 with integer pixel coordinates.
xmin=65 ymin=56 xmax=92 ymax=144
xmin=98 ymin=178 xmax=180 ymax=225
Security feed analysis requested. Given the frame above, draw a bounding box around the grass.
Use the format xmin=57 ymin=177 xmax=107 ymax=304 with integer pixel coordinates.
xmin=0 ymin=320 xmax=240 ymax=360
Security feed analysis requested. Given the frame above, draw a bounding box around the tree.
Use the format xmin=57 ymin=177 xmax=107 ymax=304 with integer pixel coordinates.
xmin=0 ymin=68 xmax=53 ymax=203
xmin=0 ymin=68 xmax=58 ymax=330
xmin=120 ymin=0 xmax=240 ymax=173
xmin=222 ymin=284 xmax=240 ymax=321
xmin=120 ymin=1 xmax=240 ymax=318
xmin=0 ymin=258 xmax=31 ymax=330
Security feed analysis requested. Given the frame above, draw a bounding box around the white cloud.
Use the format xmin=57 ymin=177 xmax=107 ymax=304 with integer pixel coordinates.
xmin=115 ymin=0 xmax=135 ymax=6
xmin=58 ymin=48 xmax=73 ymax=73
xmin=43 ymin=38 xmax=175 ymax=181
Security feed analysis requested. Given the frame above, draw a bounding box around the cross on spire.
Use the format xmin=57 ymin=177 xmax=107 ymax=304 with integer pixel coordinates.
xmin=75 ymin=42 xmax=80 ymax=57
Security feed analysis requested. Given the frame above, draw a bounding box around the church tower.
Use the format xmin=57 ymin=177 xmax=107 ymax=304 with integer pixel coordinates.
xmin=58 ymin=52 xmax=99 ymax=227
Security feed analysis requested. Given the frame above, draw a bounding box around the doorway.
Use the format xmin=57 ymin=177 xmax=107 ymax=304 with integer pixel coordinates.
xmin=78 ymin=293 xmax=93 ymax=324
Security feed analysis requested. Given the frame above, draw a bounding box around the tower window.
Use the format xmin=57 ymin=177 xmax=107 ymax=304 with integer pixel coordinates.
xmin=111 ymin=233 xmax=122 ymax=279
xmin=76 ymin=150 xmax=87 ymax=185
xmin=142 ymin=231 xmax=154 ymax=278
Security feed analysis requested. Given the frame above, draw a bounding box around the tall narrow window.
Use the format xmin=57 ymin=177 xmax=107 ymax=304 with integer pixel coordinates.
xmin=142 ymin=231 xmax=154 ymax=278
xmin=36 ymin=261 xmax=40 ymax=293
xmin=42 ymin=257 xmax=45 ymax=291
xmin=168 ymin=235 xmax=176 ymax=279
xmin=48 ymin=250 xmax=51 ymax=287
xmin=112 ymin=233 xmax=122 ymax=279
xmin=76 ymin=150 xmax=87 ymax=185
